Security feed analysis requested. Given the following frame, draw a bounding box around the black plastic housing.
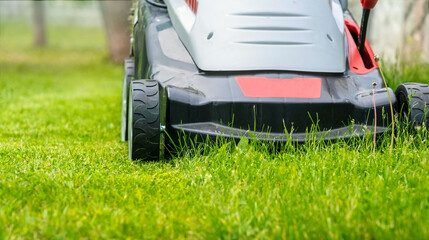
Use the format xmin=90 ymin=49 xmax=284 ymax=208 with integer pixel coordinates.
xmin=132 ymin=1 xmax=396 ymax=143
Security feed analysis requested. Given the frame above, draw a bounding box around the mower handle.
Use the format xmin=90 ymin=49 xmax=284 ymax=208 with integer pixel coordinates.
xmin=360 ymin=0 xmax=378 ymax=9
xmin=357 ymin=0 xmax=378 ymax=56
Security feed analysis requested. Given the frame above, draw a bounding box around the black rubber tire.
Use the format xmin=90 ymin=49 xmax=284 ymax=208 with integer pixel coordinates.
xmin=128 ymin=80 xmax=160 ymax=161
xmin=395 ymin=83 xmax=429 ymax=127
xmin=121 ymin=58 xmax=135 ymax=142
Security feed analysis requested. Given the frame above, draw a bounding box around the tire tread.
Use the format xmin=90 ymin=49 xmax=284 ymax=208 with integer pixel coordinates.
xmin=395 ymin=83 xmax=429 ymax=127
xmin=129 ymin=80 xmax=160 ymax=161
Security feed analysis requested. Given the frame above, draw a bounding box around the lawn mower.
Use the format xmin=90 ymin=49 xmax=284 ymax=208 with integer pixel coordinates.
xmin=121 ymin=0 xmax=429 ymax=161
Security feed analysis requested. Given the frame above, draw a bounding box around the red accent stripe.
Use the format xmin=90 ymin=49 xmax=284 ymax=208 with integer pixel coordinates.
xmin=185 ymin=0 xmax=198 ymax=14
xmin=236 ymin=77 xmax=322 ymax=98
xmin=344 ymin=19 xmax=378 ymax=75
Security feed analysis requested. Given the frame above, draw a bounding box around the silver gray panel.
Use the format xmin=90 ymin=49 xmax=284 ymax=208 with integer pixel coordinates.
xmin=165 ymin=0 xmax=346 ymax=72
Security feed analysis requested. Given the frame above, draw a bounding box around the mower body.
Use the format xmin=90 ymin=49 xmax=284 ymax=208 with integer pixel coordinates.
xmin=131 ymin=0 xmax=395 ymax=143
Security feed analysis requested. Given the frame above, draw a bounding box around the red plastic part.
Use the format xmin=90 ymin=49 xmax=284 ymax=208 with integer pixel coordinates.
xmin=185 ymin=0 xmax=198 ymax=14
xmin=360 ymin=0 xmax=378 ymax=9
xmin=344 ymin=19 xmax=378 ymax=75
xmin=236 ymin=77 xmax=322 ymax=98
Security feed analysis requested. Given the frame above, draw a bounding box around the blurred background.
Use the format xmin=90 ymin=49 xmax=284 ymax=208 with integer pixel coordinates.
xmin=349 ymin=0 xmax=429 ymax=63
xmin=0 ymin=0 xmax=428 ymax=65
xmin=0 ymin=0 xmax=132 ymax=63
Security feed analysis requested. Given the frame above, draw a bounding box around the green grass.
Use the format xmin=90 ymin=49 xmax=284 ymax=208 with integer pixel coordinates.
xmin=1 ymin=21 xmax=429 ymax=239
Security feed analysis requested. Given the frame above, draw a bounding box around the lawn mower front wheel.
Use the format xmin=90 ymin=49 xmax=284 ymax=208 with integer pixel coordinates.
xmin=395 ymin=83 xmax=429 ymax=128
xmin=128 ymin=80 xmax=161 ymax=161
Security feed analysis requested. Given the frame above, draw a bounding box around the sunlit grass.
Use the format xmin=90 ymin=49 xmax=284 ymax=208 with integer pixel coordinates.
xmin=1 ymin=20 xmax=429 ymax=239
xmin=382 ymin=61 xmax=429 ymax=89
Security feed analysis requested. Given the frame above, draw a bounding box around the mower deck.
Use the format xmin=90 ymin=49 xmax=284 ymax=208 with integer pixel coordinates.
xmin=174 ymin=122 xmax=388 ymax=142
xmin=134 ymin=4 xmax=394 ymax=143
xmin=124 ymin=1 xmax=429 ymax=160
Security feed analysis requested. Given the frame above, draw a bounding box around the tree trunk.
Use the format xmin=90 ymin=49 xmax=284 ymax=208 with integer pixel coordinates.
xmin=99 ymin=0 xmax=132 ymax=63
xmin=32 ymin=0 xmax=46 ymax=47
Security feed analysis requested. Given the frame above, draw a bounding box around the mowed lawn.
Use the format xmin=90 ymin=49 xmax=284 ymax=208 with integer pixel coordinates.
xmin=1 ymin=21 xmax=429 ymax=239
